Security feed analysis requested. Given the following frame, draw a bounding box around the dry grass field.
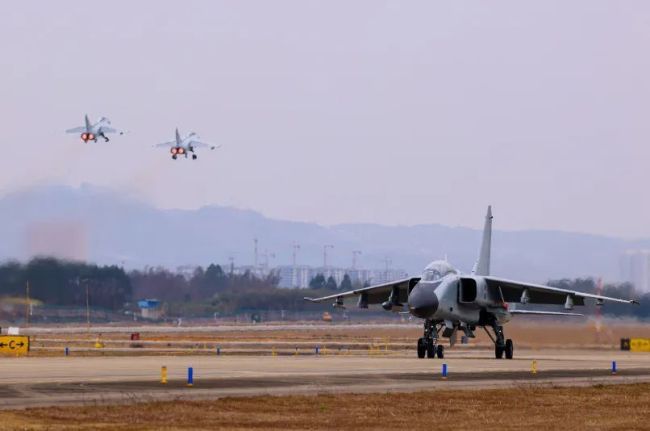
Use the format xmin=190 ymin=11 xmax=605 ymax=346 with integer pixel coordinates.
xmin=1 ymin=383 xmax=649 ymax=430
xmin=23 ymin=319 xmax=650 ymax=357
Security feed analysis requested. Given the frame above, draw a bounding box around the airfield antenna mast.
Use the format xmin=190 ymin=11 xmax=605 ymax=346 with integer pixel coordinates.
xmin=253 ymin=238 xmax=259 ymax=269
xmin=228 ymin=256 xmax=234 ymax=276
xmin=292 ymin=243 xmax=300 ymax=268
xmin=262 ymin=250 xmax=275 ymax=270
xmin=292 ymin=243 xmax=301 ymax=288
xmin=85 ymin=280 xmax=91 ymax=332
xmin=323 ymin=245 xmax=334 ymax=268
xmin=352 ymin=250 xmax=362 ymax=270
xmin=25 ymin=281 xmax=30 ymax=327
xmin=384 ymin=257 xmax=392 ymax=282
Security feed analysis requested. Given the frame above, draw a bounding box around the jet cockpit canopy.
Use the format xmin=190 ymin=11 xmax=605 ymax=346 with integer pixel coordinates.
xmin=421 ymin=260 xmax=458 ymax=282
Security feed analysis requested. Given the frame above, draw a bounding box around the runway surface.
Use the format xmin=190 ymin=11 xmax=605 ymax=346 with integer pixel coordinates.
xmin=20 ymin=323 xmax=419 ymax=334
xmin=1 ymin=349 xmax=649 ymax=409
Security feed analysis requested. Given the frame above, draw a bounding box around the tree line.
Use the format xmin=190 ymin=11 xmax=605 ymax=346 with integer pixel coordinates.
xmin=0 ymin=258 xmax=649 ymax=319
xmin=0 ymin=257 xmax=131 ymax=311
xmin=0 ymin=258 xmax=315 ymax=315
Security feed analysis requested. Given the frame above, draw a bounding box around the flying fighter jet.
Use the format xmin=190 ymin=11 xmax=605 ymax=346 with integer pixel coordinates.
xmin=65 ymin=115 xmax=124 ymax=143
xmin=305 ymin=207 xmax=639 ymax=360
xmin=155 ymin=128 xmax=219 ymax=160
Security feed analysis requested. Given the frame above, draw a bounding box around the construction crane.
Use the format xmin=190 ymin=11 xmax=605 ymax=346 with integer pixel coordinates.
xmin=292 ymin=242 xmax=301 ymax=288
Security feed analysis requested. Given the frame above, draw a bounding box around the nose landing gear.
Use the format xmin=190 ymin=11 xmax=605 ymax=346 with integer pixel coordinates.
xmin=417 ymin=320 xmax=444 ymax=359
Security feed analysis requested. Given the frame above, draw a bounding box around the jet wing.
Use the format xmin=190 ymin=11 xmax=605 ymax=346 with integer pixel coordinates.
xmin=154 ymin=140 xmax=176 ymax=148
xmin=484 ymin=276 xmax=639 ymax=306
xmin=65 ymin=126 xmax=86 ymax=133
xmin=188 ymin=139 xmax=220 ymax=150
xmin=509 ymin=309 xmax=583 ymax=317
xmin=304 ymin=277 xmax=421 ymax=307
xmin=99 ymin=126 xmax=123 ymax=135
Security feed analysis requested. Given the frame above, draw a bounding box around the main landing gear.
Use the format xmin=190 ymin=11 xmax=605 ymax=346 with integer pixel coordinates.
xmin=483 ymin=323 xmax=514 ymax=359
xmin=171 ymin=153 xmax=198 ymax=160
xmin=417 ymin=320 xmax=444 ymax=359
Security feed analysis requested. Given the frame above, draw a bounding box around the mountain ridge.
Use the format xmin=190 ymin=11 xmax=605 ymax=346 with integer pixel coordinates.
xmin=0 ymin=184 xmax=647 ymax=283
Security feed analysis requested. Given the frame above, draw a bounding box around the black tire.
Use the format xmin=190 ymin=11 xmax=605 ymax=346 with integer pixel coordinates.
xmin=495 ymin=344 xmax=504 ymax=359
xmin=417 ymin=338 xmax=425 ymax=359
xmin=436 ymin=344 xmax=444 ymax=359
xmin=505 ymin=339 xmax=514 ymax=359
xmin=426 ymin=342 xmax=435 ymax=358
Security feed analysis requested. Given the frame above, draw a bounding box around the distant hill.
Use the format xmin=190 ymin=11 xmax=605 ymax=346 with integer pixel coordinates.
xmin=0 ymin=184 xmax=647 ymax=282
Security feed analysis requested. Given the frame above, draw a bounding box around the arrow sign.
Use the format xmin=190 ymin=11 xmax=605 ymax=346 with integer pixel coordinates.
xmin=0 ymin=336 xmax=29 ymax=356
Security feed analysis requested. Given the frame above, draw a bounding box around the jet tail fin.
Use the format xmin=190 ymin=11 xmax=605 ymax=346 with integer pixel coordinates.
xmin=84 ymin=114 xmax=91 ymax=131
xmin=175 ymin=128 xmax=181 ymax=145
xmin=472 ymin=205 xmax=493 ymax=276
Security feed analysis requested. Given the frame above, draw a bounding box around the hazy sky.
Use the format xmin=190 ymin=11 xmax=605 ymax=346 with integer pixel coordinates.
xmin=2 ymin=1 xmax=649 ymax=238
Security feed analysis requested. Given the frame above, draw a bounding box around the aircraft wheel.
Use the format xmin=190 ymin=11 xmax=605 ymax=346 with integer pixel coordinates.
xmin=172 ymin=155 xmax=177 ymax=160
xmin=495 ymin=343 xmax=504 ymax=359
xmin=426 ymin=342 xmax=435 ymax=358
xmin=417 ymin=338 xmax=426 ymax=359
xmin=436 ymin=344 xmax=444 ymax=359
xmin=192 ymin=154 xmax=197 ymax=160
xmin=504 ymin=339 xmax=514 ymax=359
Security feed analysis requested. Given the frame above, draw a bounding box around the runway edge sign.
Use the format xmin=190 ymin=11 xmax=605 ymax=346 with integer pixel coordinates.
xmin=620 ymin=338 xmax=650 ymax=352
xmin=0 ymin=335 xmax=30 ymax=356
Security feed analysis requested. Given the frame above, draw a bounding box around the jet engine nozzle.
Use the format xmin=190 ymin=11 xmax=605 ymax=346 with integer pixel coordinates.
xmin=81 ymin=133 xmax=95 ymax=141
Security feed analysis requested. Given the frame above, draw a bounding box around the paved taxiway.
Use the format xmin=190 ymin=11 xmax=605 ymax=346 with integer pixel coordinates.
xmin=1 ymin=349 xmax=648 ymax=409
xmin=21 ymin=323 xmax=418 ymax=334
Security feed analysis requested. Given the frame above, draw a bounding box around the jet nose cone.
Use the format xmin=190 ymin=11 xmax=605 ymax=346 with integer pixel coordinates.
xmin=408 ymin=285 xmax=439 ymax=319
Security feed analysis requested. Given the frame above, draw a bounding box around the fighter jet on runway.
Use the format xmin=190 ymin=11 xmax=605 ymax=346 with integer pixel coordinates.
xmin=305 ymin=207 xmax=639 ymax=359
xmin=155 ymin=128 xmax=219 ymax=160
xmin=65 ymin=115 xmax=124 ymax=143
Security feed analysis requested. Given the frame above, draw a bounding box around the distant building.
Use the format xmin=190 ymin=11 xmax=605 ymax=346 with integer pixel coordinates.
xmin=137 ymin=299 xmax=162 ymax=319
xmin=276 ymin=265 xmax=408 ymax=289
xmin=620 ymin=250 xmax=650 ymax=293
xmin=232 ymin=265 xmax=274 ymax=279
xmin=367 ymin=268 xmax=409 ymax=285
xmin=277 ymin=266 xmax=313 ymax=288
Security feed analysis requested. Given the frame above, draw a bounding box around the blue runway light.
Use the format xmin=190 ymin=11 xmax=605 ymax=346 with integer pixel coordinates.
xmin=187 ymin=367 xmax=194 ymax=386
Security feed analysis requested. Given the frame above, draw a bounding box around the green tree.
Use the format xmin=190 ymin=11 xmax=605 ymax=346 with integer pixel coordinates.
xmin=325 ymin=276 xmax=338 ymax=290
xmin=339 ymin=274 xmax=352 ymax=291
xmin=309 ymin=273 xmax=326 ymax=289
